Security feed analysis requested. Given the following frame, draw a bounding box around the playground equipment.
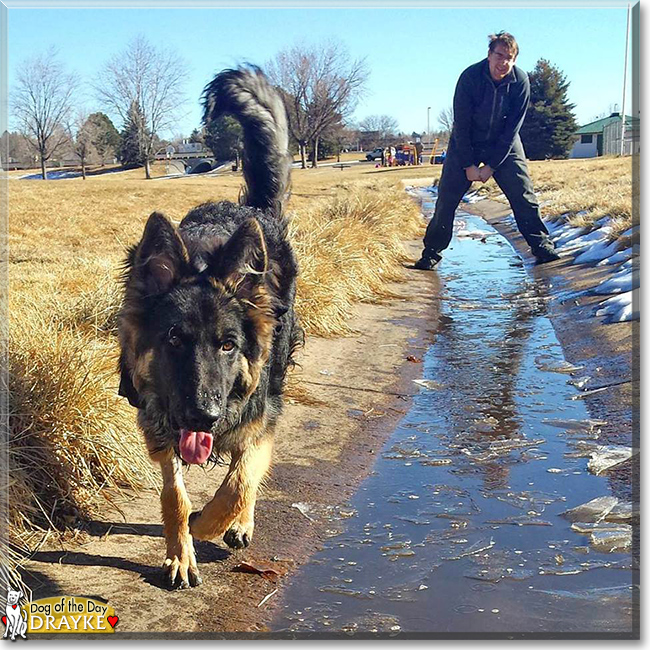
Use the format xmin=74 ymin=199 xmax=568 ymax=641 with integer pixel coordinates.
xmin=392 ymin=143 xmax=423 ymax=166
xmin=428 ymin=138 xmax=440 ymax=164
xmin=372 ymin=138 xmax=445 ymax=168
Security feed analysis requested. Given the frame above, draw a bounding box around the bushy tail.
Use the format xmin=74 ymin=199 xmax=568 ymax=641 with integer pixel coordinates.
xmin=202 ymin=65 xmax=291 ymax=218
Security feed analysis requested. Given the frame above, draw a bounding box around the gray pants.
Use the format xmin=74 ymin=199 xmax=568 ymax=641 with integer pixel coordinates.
xmin=423 ymin=138 xmax=551 ymax=254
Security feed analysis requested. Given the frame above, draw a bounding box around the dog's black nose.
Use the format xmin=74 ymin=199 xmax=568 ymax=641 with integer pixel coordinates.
xmin=187 ymin=408 xmax=221 ymax=431
xmin=185 ymin=405 xmax=221 ymax=431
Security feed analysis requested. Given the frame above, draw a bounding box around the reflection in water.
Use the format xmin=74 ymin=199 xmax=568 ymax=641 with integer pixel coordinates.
xmin=271 ymin=204 xmax=636 ymax=637
xmin=431 ymin=222 xmax=548 ymax=491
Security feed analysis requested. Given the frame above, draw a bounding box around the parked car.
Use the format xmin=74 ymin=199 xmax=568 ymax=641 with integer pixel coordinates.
xmin=365 ymin=147 xmax=384 ymax=161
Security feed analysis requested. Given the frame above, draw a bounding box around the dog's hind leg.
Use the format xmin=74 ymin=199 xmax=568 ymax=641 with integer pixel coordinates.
xmin=189 ymin=429 xmax=273 ymax=547
xmin=157 ymin=449 xmax=201 ymax=589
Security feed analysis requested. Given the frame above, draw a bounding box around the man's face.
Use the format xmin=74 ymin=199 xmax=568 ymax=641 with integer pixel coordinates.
xmin=488 ymin=44 xmax=517 ymax=82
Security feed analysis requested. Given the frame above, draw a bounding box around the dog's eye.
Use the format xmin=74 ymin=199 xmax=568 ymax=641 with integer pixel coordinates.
xmin=168 ymin=327 xmax=183 ymax=348
xmin=221 ymin=341 xmax=236 ymax=352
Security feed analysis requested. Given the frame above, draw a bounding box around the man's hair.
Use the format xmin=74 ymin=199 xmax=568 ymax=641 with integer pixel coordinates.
xmin=488 ymin=32 xmax=519 ymax=57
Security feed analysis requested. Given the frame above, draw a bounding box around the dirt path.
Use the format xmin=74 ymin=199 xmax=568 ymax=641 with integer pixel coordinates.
xmin=22 ymin=241 xmax=441 ymax=638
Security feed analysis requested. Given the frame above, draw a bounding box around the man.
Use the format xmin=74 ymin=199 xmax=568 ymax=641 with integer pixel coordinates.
xmin=415 ymin=32 xmax=559 ymax=270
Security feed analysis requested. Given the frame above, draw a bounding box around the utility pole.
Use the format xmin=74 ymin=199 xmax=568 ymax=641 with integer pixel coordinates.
xmin=620 ymin=3 xmax=631 ymax=156
xmin=427 ymin=106 xmax=431 ymax=143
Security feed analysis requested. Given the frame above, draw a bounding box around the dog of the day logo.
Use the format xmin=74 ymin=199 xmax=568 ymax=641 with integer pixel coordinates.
xmin=2 ymin=590 xmax=118 ymax=638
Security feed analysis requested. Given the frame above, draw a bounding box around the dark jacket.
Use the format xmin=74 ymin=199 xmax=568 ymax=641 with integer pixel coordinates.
xmin=449 ymin=58 xmax=530 ymax=170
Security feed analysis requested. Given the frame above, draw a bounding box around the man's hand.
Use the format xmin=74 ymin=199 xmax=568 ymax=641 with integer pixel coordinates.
xmin=478 ymin=164 xmax=494 ymax=183
xmin=465 ymin=165 xmax=481 ymax=182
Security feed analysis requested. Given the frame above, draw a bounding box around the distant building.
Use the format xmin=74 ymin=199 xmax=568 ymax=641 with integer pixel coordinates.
xmin=603 ymin=115 xmax=639 ymax=156
xmin=177 ymin=142 xmax=205 ymax=154
xmin=570 ymin=112 xmax=639 ymax=158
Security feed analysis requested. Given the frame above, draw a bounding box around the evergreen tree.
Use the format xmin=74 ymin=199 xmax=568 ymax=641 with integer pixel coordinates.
xmin=189 ymin=128 xmax=204 ymax=144
xmin=118 ymin=101 xmax=148 ymax=167
xmin=203 ymin=115 xmax=243 ymax=161
xmin=520 ymin=59 xmax=578 ymax=160
xmin=87 ymin=112 xmax=120 ymax=164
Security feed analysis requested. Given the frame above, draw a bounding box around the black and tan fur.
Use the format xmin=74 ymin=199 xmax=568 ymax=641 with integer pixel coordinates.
xmin=117 ymin=67 xmax=301 ymax=589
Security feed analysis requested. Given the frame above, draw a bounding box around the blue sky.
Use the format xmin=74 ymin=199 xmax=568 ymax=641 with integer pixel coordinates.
xmin=6 ymin=3 xmax=636 ymax=138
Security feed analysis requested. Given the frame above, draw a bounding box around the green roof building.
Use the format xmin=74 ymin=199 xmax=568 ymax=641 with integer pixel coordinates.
xmin=570 ymin=112 xmax=639 ymax=158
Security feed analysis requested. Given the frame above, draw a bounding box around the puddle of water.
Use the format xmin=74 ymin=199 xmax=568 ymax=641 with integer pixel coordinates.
xmin=271 ymin=193 xmax=636 ymax=637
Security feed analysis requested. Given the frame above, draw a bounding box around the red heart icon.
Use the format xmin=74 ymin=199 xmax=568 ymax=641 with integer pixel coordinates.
xmin=1 ymin=615 xmax=6 ymax=626
xmin=107 ymin=615 xmax=118 ymax=629
xmin=12 ymin=605 xmax=17 ymax=610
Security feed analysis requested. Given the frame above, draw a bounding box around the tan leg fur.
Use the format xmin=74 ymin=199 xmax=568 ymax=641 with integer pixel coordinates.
xmin=189 ymin=427 xmax=273 ymax=544
xmin=157 ymin=449 xmax=201 ymax=588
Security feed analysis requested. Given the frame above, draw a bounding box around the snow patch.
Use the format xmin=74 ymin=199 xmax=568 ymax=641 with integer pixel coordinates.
xmin=592 ymin=264 xmax=638 ymax=295
xmin=21 ymin=170 xmax=83 ymax=180
xmin=540 ymin=213 xmax=639 ymax=323
xmin=595 ymin=291 xmax=637 ymax=323
xmin=462 ymin=191 xmax=486 ymax=203
xmin=573 ymin=239 xmax=619 ymax=264
xmin=552 ymin=225 xmax=588 ymax=248
xmin=597 ymin=247 xmax=633 ymax=266
xmin=558 ymin=227 xmax=612 ymax=255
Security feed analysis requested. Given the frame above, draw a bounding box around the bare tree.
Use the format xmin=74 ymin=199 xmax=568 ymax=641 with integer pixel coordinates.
xmin=70 ymin=113 xmax=97 ymax=180
xmin=438 ymin=106 xmax=454 ymax=136
xmin=358 ymin=114 xmax=399 ymax=148
xmin=266 ymin=41 xmax=368 ymax=168
xmin=307 ymin=46 xmax=368 ymax=167
xmin=266 ymin=48 xmax=312 ymax=169
xmin=12 ymin=48 xmax=77 ymax=180
xmin=331 ymin=123 xmax=358 ymax=161
xmin=94 ymin=35 xmax=188 ymax=179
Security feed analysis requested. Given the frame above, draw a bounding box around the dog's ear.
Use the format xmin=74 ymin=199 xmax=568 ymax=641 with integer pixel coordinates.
xmin=133 ymin=212 xmax=189 ymax=295
xmin=118 ymin=354 xmax=141 ymax=409
xmin=210 ymin=218 xmax=268 ymax=287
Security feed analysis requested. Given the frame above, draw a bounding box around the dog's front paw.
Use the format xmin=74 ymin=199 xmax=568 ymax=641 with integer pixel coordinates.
xmin=163 ymin=538 xmax=201 ymax=589
xmin=224 ymin=516 xmax=254 ymax=549
xmin=223 ymin=526 xmax=250 ymax=549
xmin=163 ymin=555 xmax=202 ymax=589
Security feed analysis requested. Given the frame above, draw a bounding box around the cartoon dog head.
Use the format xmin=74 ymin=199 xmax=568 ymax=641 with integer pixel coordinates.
xmin=6 ymin=589 xmax=23 ymax=606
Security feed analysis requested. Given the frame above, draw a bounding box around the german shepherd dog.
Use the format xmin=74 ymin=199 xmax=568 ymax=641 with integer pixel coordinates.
xmin=117 ymin=67 xmax=301 ymax=589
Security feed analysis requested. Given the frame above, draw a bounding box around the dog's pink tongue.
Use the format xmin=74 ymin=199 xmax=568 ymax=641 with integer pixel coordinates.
xmin=179 ymin=429 xmax=213 ymax=465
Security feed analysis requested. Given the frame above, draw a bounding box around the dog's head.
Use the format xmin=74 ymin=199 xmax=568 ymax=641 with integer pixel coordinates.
xmin=6 ymin=589 xmax=23 ymax=606
xmin=118 ymin=212 xmax=276 ymax=464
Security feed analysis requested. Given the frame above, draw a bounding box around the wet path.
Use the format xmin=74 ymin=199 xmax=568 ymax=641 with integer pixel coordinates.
xmin=271 ymin=194 xmax=635 ymax=637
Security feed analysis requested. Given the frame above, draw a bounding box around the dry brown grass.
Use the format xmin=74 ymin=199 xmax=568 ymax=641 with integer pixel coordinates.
xmin=291 ymin=181 xmax=423 ymax=336
xmin=8 ymin=320 xmax=155 ymax=533
xmin=5 ymin=160 xmax=426 ymax=575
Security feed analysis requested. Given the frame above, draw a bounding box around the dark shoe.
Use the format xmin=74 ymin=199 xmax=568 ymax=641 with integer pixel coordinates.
xmin=413 ymin=251 xmax=442 ymax=270
xmin=532 ymin=246 xmax=560 ymax=264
